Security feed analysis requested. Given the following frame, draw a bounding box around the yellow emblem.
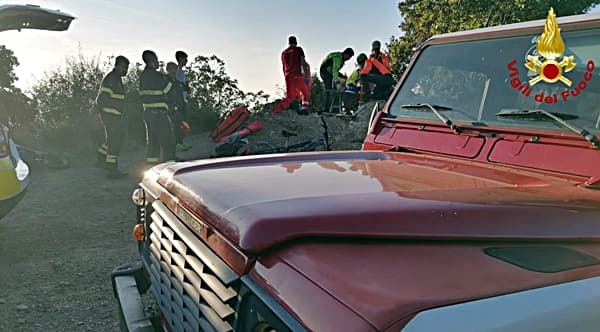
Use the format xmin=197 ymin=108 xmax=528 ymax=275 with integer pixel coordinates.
xmin=525 ymin=7 xmax=576 ymax=86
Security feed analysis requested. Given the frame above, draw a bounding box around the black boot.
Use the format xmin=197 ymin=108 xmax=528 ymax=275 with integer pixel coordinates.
xmin=106 ymin=168 xmax=127 ymax=180
xmin=95 ymin=153 xmax=107 ymax=168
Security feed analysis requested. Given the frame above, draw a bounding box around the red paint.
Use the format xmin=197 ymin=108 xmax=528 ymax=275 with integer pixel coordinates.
xmin=139 ymin=11 xmax=600 ymax=332
xmin=543 ymin=63 xmax=559 ymax=79
xmin=262 ymin=242 xmax=600 ymax=330
xmin=155 ymin=152 xmax=600 ymax=257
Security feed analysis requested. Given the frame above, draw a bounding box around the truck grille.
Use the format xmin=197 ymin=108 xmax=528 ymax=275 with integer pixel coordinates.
xmin=147 ymin=201 xmax=239 ymax=332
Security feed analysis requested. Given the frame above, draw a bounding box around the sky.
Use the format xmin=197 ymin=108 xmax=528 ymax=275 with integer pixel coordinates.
xmin=0 ymin=0 xmax=402 ymax=98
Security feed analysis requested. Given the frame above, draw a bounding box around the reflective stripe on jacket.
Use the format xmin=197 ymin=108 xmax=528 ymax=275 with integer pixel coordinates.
xmin=96 ymin=71 xmax=126 ymax=115
xmin=361 ymin=53 xmax=391 ymax=76
xmin=139 ymin=67 xmax=173 ymax=112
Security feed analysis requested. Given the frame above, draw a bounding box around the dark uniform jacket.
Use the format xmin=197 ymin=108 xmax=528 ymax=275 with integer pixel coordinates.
xmin=96 ymin=70 xmax=126 ymax=115
xmin=168 ymin=76 xmax=187 ymax=116
xmin=139 ymin=66 xmax=173 ymax=112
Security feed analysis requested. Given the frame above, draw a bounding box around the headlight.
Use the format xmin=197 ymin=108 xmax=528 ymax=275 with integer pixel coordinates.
xmin=131 ymin=188 xmax=145 ymax=206
xmin=15 ymin=159 xmax=29 ymax=181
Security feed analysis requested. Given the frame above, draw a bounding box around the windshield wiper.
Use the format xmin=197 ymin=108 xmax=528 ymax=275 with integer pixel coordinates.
xmin=401 ymin=103 xmax=462 ymax=134
xmin=496 ymin=109 xmax=600 ymax=149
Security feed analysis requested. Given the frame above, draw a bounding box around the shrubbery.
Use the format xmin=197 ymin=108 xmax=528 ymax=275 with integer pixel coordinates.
xmin=2 ymin=49 xmax=272 ymax=154
xmin=2 ymin=48 xmax=334 ymax=155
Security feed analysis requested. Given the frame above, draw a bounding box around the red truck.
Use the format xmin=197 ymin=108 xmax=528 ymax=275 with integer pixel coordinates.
xmin=113 ymin=8 xmax=600 ymax=332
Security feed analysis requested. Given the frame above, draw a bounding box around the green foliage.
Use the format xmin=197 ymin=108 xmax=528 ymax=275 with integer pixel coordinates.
xmin=0 ymin=45 xmax=19 ymax=89
xmin=309 ymin=73 xmax=325 ymax=112
xmin=388 ymin=0 xmax=600 ymax=76
xmin=185 ymin=54 xmax=269 ymax=131
xmin=0 ymin=89 xmax=35 ymax=129
xmin=0 ymin=45 xmax=35 ymax=130
xmin=32 ymin=53 xmax=105 ymax=128
xmin=27 ymin=53 xmax=270 ymax=151
xmin=28 ymin=54 xmax=106 ymax=151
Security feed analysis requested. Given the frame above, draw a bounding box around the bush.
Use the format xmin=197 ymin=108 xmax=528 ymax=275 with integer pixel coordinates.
xmin=25 ymin=53 xmax=271 ymax=155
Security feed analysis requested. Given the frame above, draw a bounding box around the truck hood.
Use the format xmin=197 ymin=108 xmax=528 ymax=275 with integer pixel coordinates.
xmin=154 ymin=151 xmax=600 ymax=254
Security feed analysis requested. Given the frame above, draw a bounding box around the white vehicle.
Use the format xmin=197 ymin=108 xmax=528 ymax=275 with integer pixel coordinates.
xmin=0 ymin=4 xmax=74 ymax=219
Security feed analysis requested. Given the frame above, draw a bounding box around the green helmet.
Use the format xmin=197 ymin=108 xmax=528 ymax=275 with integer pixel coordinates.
xmin=371 ymin=40 xmax=381 ymax=50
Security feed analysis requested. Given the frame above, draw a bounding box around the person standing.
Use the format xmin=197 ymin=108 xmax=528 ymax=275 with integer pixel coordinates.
xmin=174 ymin=50 xmax=191 ymax=151
xmin=272 ymin=36 xmax=311 ymax=115
xmin=139 ymin=50 xmax=176 ymax=164
xmin=320 ymin=47 xmax=354 ymax=112
xmin=94 ymin=55 xmax=129 ymax=179
xmin=166 ymin=61 xmax=190 ymax=151
xmin=360 ymin=40 xmax=395 ymax=100
xmin=175 ymin=51 xmax=189 ymax=100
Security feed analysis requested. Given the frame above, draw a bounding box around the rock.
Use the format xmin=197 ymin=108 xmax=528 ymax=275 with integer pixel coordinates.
xmin=15 ymin=304 xmax=28 ymax=311
xmin=182 ymin=101 xmax=382 ymax=160
xmin=0 ymin=298 xmax=6 ymax=304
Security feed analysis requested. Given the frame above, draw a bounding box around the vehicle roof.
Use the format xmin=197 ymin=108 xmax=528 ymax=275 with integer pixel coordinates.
xmin=425 ymin=11 xmax=600 ymax=46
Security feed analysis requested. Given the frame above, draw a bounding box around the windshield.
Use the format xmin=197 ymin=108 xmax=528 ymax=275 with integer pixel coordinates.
xmin=390 ymin=29 xmax=600 ymax=134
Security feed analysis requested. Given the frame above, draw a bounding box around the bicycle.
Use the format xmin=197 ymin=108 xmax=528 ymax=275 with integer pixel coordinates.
xmin=16 ymin=145 xmax=70 ymax=170
xmin=250 ymin=116 xmax=331 ymax=154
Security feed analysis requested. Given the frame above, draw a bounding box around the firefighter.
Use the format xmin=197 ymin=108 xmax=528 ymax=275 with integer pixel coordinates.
xmin=94 ymin=55 xmax=129 ymax=179
xmin=139 ymin=50 xmax=176 ymax=164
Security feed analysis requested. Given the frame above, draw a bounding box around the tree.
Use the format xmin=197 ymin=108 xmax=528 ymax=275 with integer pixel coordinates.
xmin=0 ymin=45 xmax=19 ymax=89
xmin=309 ymin=73 xmax=325 ymax=112
xmin=0 ymin=45 xmax=35 ymax=129
xmin=29 ymin=53 xmax=106 ymax=151
xmin=185 ymin=55 xmax=269 ymax=131
xmin=387 ymin=0 xmax=600 ymax=76
xmin=31 ymin=53 xmax=105 ymax=128
xmin=25 ymin=53 xmax=270 ymax=151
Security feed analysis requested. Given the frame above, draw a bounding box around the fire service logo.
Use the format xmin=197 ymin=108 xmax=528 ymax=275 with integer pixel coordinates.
xmin=507 ymin=7 xmax=595 ymax=104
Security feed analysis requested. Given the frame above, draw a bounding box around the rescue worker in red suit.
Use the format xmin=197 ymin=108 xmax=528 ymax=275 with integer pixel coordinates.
xmin=361 ymin=40 xmax=395 ymax=100
xmin=273 ymin=36 xmax=311 ymax=115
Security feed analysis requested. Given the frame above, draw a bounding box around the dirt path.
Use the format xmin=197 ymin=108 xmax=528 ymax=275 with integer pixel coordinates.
xmin=0 ymin=152 xmax=144 ymax=331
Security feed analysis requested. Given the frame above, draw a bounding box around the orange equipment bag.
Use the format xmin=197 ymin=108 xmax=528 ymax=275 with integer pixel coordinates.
xmin=210 ymin=106 xmax=251 ymax=142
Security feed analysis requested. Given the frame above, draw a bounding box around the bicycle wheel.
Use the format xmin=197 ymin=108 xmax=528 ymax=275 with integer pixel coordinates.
xmin=286 ymin=139 xmax=326 ymax=153
xmin=250 ymin=144 xmax=286 ymax=155
xmin=17 ymin=146 xmax=70 ymax=170
xmin=253 ymin=141 xmax=276 ymax=150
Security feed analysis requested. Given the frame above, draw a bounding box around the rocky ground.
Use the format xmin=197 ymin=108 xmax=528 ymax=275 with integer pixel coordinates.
xmin=178 ymin=101 xmax=379 ymax=160
xmin=0 ymin=101 xmax=380 ymax=331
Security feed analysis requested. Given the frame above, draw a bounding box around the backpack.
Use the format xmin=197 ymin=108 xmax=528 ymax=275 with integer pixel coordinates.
xmin=210 ymin=106 xmax=251 ymax=142
xmin=213 ymin=137 xmax=249 ymax=158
